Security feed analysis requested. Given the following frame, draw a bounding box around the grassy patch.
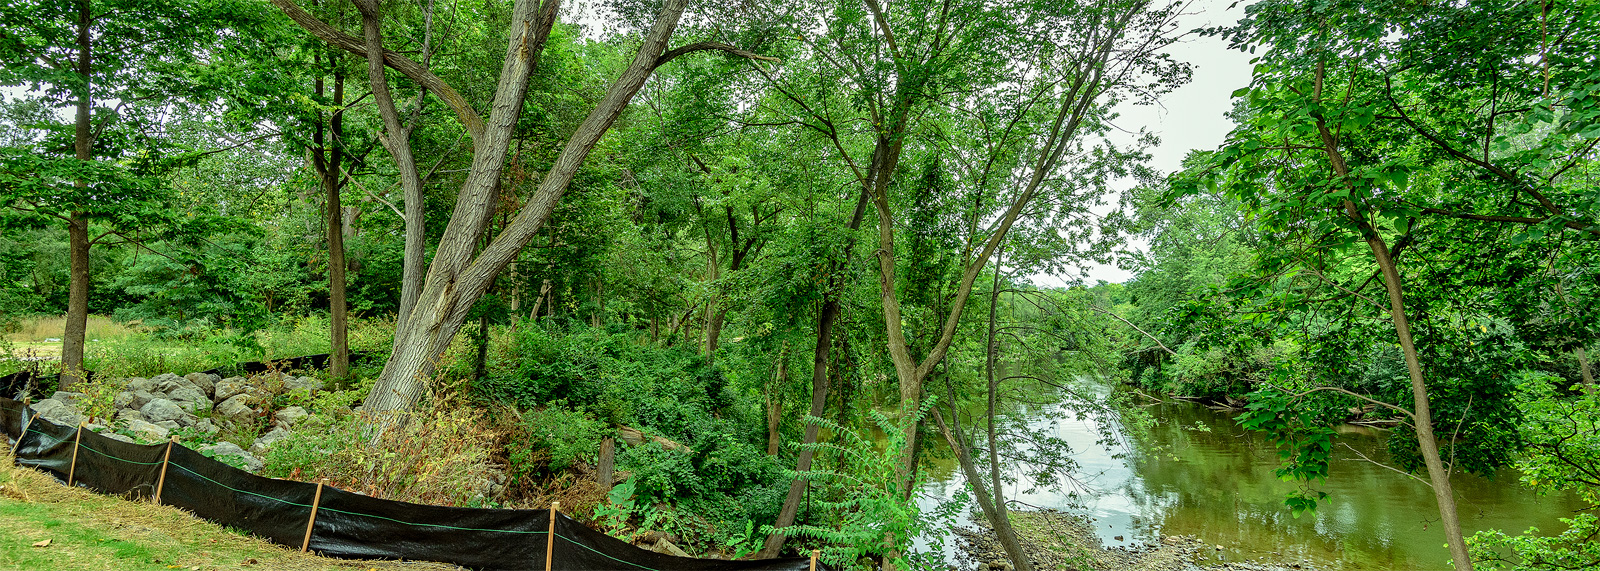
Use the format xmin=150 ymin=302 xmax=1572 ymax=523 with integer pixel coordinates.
xmin=0 ymin=453 xmax=460 ymax=571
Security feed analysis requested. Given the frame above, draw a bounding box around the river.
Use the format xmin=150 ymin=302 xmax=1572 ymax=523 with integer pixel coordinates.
xmin=910 ymin=382 xmax=1587 ymax=570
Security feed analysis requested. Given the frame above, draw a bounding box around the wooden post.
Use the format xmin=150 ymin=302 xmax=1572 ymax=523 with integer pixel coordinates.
xmin=810 ymin=549 xmax=819 ymax=571
xmin=597 ymin=438 xmax=614 ymax=492
xmin=66 ymin=421 xmax=85 ymax=487
xmin=11 ymin=412 xmax=39 ymax=456
xmin=154 ymin=436 xmax=176 ymax=503
xmin=545 ymin=501 xmax=560 ymax=571
xmin=301 ymin=480 xmax=326 ymax=552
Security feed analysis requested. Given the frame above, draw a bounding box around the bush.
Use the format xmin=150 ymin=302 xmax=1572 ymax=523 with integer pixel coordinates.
xmin=508 ymin=401 xmax=607 ymax=484
xmin=261 ymin=397 xmax=506 ymax=507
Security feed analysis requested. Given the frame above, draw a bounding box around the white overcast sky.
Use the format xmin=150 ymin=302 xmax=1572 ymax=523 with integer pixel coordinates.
xmin=1060 ymin=0 xmax=1255 ymax=285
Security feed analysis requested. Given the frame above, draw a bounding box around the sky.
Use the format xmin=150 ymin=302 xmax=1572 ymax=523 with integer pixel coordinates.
xmin=1061 ymin=0 xmax=1256 ymax=285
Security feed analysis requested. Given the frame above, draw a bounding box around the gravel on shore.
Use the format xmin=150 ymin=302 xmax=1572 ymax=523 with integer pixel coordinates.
xmin=952 ymin=509 xmax=1320 ymax=571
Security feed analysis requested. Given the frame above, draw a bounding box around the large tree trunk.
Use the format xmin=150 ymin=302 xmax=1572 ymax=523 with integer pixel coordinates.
xmin=1312 ymin=59 xmax=1471 ymax=569
xmin=352 ymin=0 xmax=427 ymax=348
xmin=359 ymin=0 xmax=691 ymax=415
xmin=323 ymin=69 xmax=349 ymax=381
xmin=61 ymin=0 xmax=94 ymax=388
xmin=1578 ymin=346 xmax=1595 ymax=396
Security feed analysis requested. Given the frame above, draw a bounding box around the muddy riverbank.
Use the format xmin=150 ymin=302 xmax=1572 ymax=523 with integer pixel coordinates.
xmin=954 ymin=509 xmax=1320 ymax=571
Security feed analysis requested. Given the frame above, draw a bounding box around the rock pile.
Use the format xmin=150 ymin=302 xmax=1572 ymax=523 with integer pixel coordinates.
xmin=23 ymin=371 xmax=324 ymax=473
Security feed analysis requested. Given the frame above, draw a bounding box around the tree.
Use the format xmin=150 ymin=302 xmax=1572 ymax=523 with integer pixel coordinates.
xmin=272 ymin=0 xmax=777 ymax=415
xmin=0 ymin=0 xmax=283 ymax=386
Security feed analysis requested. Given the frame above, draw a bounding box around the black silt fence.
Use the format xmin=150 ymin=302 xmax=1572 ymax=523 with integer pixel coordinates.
xmin=0 ymin=398 xmax=823 ymax=571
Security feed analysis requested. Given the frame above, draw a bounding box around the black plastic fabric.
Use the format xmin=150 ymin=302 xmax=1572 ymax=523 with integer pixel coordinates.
xmin=1 ymin=392 xmax=824 ymax=571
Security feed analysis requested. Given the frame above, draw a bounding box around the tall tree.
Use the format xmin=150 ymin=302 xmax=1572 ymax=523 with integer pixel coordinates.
xmin=273 ymin=0 xmax=777 ymax=415
xmin=0 ymin=0 xmax=281 ymax=387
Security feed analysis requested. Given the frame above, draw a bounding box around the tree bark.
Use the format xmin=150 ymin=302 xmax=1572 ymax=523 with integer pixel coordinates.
xmin=1577 ymin=346 xmax=1594 ymax=397
xmin=1312 ymin=60 xmax=1472 ymax=571
xmin=325 ymin=70 xmax=349 ymax=381
xmin=932 ymin=408 xmax=1032 ymax=571
xmin=60 ymin=0 xmax=93 ymax=388
xmin=758 ymin=189 xmax=871 ymax=558
xmin=359 ymin=0 xmax=691 ymax=415
xmin=354 ymin=0 xmax=430 ymax=335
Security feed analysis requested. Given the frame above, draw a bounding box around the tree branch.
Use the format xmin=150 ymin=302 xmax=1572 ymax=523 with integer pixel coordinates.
xmin=268 ymin=0 xmax=485 ymax=143
xmin=652 ymin=41 xmax=778 ymax=70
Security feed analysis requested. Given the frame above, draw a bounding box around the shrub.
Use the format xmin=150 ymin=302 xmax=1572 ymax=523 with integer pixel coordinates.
xmin=261 ymin=397 xmax=506 ymax=507
xmin=508 ymin=401 xmax=607 ymax=484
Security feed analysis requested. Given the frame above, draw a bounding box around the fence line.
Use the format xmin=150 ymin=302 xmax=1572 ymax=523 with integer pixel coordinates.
xmin=0 ymin=393 xmax=820 ymax=571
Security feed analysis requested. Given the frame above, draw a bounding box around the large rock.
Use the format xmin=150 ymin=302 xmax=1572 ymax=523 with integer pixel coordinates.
xmin=124 ymin=419 xmax=170 ymax=442
xmin=31 ymin=399 xmax=84 ymax=426
xmin=194 ymin=418 xmax=220 ymax=436
xmin=250 ymin=427 xmax=290 ymax=456
xmin=124 ymin=377 xmax=158 ymax=393
xmin=284 ymin=376 xmax=324 ymax=393
xmin=183 ymin=372 xmax=218 ymax=397
xmin=198 ymin=441 xmax=263 ymax=473
xmin=274 ymin=406 xmax=308 ymax=428
xmin=151 ymin=373 xmax=186 ymax=391
xmin=50 ymin=391 xmax=85 ymax=407
xmin=112 ymin=391 xmax=136 ymax=410
xmin=214 ymin=377 xmax=249 ymax=402
xmin=155 ymin=420 xmax=182 ymax=432
xmin=126 ymin=390 xmax=156 ymax=411
xmin=115 ymin=408 xmax=148 ymax=424
xmin=140 ymin=398 xmax=186 ymax=424
xmin=100 ymin=431 xmax=135 ymax=444
xmin=165 ymin=385 xmax=209 ymax=412
xmin=214 ymin=394 xmax=256 ymax=427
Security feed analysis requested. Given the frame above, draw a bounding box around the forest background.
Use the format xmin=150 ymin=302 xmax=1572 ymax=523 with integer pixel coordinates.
xmin=0 ymin=1 xmax=1596 ymax=570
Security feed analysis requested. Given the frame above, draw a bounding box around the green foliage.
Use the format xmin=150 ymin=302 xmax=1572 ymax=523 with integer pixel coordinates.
xmin=764 ymin=408 xmax=927 ymax=571
xmin=508 ymin=402 xmax=606 ymax=481
xmin=1235 ymin=388 xmax=1337 ymax=517
xmin=592 ymin=478 xmax=640 ymax=536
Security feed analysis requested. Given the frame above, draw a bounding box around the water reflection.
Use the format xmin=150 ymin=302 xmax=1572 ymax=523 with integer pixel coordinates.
xmin=915 ymin=386 xmax=1587 ymax=570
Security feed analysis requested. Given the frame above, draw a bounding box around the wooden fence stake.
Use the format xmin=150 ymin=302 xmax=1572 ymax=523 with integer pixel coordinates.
xmin=11 ymin=412 xmax=39 ymax=457
xmin=301 ymin=480 xmax=326 ymax=552
xmin=154 ymin=436 xmax=176 ymax=503
xmin=546 ymin=501 xmax=560 ymax=571
xmin=810 ymin=549 xmax=819 ymax=571
xmin=66 ymin=421 xmax=85 ymax=487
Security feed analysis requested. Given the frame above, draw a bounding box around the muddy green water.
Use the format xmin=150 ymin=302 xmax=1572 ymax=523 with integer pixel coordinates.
xmin=913 ymin=387 xmax=1587 ymax=570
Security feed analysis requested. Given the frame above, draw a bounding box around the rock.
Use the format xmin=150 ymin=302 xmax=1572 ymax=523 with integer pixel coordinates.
xmin=214 ymin=377 xmax=249 ymax=402
xmin=198 ymin=441 xmax=263 ymax=473
xmin=1115 ymin=535 xmax=1125 ymax=541
xmin=50 ymin=391 xmax=84 ymax=407
xmin=141 ymin=398 xmax=186 ymax=423
xmin=31 ymin=399 xmax=84 ymax=426
xmin=274 ymin=406 xmax=308 ymax=428
xmin=183 ymin=372 xmax=218 ymax=397
xmin=156 ymin=420 xmax=182 ymax=432
xmin=214 ymin=394 xmax=255 ymax=427
xmin=126 ymin=390 xmax=156 ymax=411
xmin=85 ymin=422 xmax=106 ymax=432
xmin=124 ymin=377 xmax=157 ymax=393
xmin=250 ymin=427 xmax=290 ymax=456
xmin=194 ymin=418 xmax=219 ymax=436
xmin=284 ymin=376 xmax=324 ymax=393
xmin=101 ymin=432 xmax=135 ymax=444
xmin=151 ymin=373 xmax=186 ymax=392
xmin=112 ymin=391 xmax=135 ymax=410
xmin=125 ymin=419 xmax=170 ymax=442
xmin=115 ymin=409 xmax=148 ymax=424
xmin=166 ymin=387 xmax=210 ymax=413
xmin=648 ymin=538 xmax=690 ymax=558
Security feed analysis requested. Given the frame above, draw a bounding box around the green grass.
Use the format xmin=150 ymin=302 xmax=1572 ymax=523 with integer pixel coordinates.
xmin=0 ymin=453 xmax=460 ymax=571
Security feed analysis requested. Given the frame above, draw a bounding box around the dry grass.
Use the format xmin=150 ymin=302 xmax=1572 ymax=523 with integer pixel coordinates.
xmin=0 ymin=452 xmax=462 ymax=571
xmin=4 ymin=315 xmax=142 ymax=343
